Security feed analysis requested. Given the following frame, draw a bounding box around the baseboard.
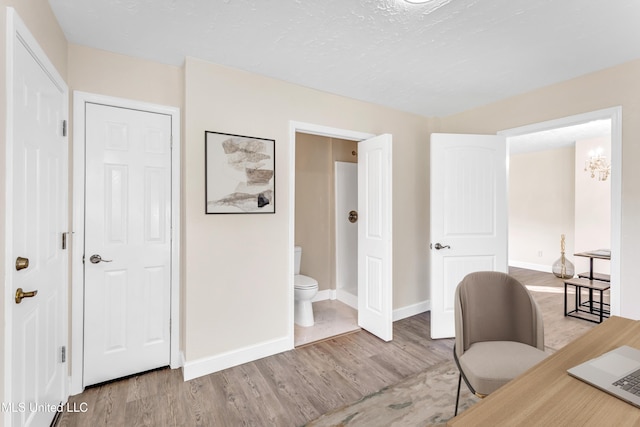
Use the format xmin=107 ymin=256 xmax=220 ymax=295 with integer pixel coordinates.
xmin=315 ymin=289 xmax=428 ymax=320
xmin=312 ymin=289 xmax=336 ymax=302
xmin=182 ymin=336 xmax=290 ymax=381
xmin=336 ymin=289 xmax=358 ymax=309
xmin=509 ymin=260 xmax=552 ymax=273
xmin=393 ymin=300 xmax=430 ymax=321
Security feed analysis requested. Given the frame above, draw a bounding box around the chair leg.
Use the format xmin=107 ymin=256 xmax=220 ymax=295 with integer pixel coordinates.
xmin=455 ymin=373 xmax=462 ymax=416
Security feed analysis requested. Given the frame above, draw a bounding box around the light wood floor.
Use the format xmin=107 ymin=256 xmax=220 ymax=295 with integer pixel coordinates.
xmin=55 ymin=268 xmax=596 ymax=427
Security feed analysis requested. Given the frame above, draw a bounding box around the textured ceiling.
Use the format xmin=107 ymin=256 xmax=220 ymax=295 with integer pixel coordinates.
xmin=49 ymin=0 xmax=640 ymax=117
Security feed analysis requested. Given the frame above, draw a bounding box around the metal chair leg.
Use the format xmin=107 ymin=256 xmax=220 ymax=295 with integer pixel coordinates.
xmin=455 ymin=373 xmax=462 ymax=416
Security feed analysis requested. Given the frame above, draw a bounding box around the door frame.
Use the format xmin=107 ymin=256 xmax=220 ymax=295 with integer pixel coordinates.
xmin=288 ymin=121 xmax=375 ymax=346
xmin=70 ymin=92 xmax=181 ymax=394
xmin=4 ymin=8 xmax=70 ymax=424
xmin=498 ymin=106 xmax=622 ymax=316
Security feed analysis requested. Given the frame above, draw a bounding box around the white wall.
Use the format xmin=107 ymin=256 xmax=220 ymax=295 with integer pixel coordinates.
xmin=509 ymin=139 xmax=612 ymax=276
xmin=509 ymin=146 xmax=575 ymax=271
xmin=574 ymin=137 xmax=611 ymax=275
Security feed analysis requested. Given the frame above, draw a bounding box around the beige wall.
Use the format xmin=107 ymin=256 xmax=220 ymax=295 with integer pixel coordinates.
xmin=574 ymin=137 xmax=611 ymax=275
xmin=438 ymin=58 xmax=640 ymax=318
xmin=67 ymin=44 xmax=184 ymax=108
xmin=509 ymin=146 xmax=575 ymax=269
xmin=0 ymin=1 xmax=68 ymax=424
xmin=294 ymin=133 xmax=357 ymax=291
xmin=184 ymin=57 xmax=430 ymax=361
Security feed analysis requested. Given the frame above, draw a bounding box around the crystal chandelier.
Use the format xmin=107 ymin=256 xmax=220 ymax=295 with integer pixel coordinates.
xmin=584 ymin=148 xmax=610 ymax=181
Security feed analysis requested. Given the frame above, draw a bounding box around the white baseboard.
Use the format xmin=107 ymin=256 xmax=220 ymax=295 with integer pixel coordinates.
xmin=509 ymin=260 xmax=552 ymax=273
xmin=182 ymin=336 xmax=290 ymax=381
xmin=317 ymin=288 xmax=429 ymax=320
xmin=312 ymin=289 xmax=336 ymax=302
xmin=393 ymin=300 xmax=430 ymax=321
xmin=336 ymin=289 xmax=358 ymax=309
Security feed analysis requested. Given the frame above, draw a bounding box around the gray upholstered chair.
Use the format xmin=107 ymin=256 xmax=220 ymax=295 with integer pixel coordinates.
xmin=453 ymin=271 xmax=547 ymax=416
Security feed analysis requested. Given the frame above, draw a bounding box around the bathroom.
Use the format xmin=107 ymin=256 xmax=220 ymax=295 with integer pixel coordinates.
xmin=294 ymin=132 xmax=360 ymax=346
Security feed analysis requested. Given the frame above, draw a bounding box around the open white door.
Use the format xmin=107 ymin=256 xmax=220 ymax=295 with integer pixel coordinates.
xmin=358 ymin=134 xmax=393 ymax=341
xmin=6 ymin=9 xmax=68 ymax=426
xmin=430 ymin=133 xmax=507 ymax=339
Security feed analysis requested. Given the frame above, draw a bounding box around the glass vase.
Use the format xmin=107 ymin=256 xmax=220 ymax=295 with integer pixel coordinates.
xmin=552 ymin=253 xmax=575 ymax=279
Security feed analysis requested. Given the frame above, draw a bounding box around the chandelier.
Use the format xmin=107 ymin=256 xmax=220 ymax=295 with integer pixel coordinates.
xmin=584 ymin=148 xmax=610 ymax=181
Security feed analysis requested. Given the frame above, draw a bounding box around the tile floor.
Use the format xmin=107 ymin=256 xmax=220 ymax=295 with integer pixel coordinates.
xmin=294 ymin=299 xmax=360 ymax=347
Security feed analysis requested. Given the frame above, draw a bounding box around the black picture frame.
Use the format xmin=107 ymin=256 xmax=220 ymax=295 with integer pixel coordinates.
xmin=205 ymin=131 xmax=275 ymax=214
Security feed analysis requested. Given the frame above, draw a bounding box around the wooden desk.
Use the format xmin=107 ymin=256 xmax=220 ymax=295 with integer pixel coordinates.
xmin=448 ymin=317 xmax=640 ymax=426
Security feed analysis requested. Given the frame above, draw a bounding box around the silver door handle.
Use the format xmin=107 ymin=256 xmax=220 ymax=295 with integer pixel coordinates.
xmin=433 ymin=243 xmax=451 ymax=250
xmin=89 ymin=254 xmax=112 ymax=264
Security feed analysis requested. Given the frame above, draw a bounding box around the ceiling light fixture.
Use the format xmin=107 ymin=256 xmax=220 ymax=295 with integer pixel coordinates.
xmin=584 ymin=148 xmax=610 ymax=181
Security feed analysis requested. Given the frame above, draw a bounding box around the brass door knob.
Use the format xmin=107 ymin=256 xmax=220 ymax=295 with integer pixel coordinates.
xmin=15 ymin=257 xmax=29 ymax=271
xmin=348 ymin=210 xmax=358 ymax=223
xmin=15 ymin=288 xmax=38 ymax=304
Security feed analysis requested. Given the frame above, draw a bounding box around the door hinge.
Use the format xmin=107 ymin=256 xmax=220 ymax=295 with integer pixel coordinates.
xmin=60 ymin=346 xmax=66 ymax=363
xmin=170 ymin=134 xmax=173 ymax=149
xmin=62 ymin=120 xmax=67 ymax=137
xmin=62 ymin=231 xmax=74 ymax=250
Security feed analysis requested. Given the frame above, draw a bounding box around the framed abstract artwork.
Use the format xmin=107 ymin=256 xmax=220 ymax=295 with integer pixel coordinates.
xmin=205 ymin=131 xmax=275 ymax=214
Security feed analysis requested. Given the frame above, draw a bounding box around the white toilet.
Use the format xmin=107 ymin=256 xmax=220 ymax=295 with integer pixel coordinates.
xmin=294 ymin=246 xmax=319 ymax=327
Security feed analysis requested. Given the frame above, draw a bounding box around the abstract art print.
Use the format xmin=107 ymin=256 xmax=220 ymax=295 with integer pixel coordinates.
xmin=205 ymin=131 xmax=275 ymax=214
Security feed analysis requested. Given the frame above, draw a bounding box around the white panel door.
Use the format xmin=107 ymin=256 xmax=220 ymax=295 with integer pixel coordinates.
xmin=10 ymin=27 xmax=67 ymax=427
xmin=83 ymin=103 xmax=172 ymax=386
xmin=430 ymin=133 xmax=507 ymax=339
xmin=358 ymin=134 xmax=393 ymax=341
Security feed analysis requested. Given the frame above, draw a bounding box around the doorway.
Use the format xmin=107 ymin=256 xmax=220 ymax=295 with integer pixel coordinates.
xmin=293 ymin=133 xmax=360 ymax=346
xmin=71 ymin=92 xmax=182 ymax=394
xmin=288 ymin=122 xmax=394 ymax=347
xmin=429 ymin=108 xmax=621 ymax=338
xmin=500 ymin=107 xmax=621 ymax=316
